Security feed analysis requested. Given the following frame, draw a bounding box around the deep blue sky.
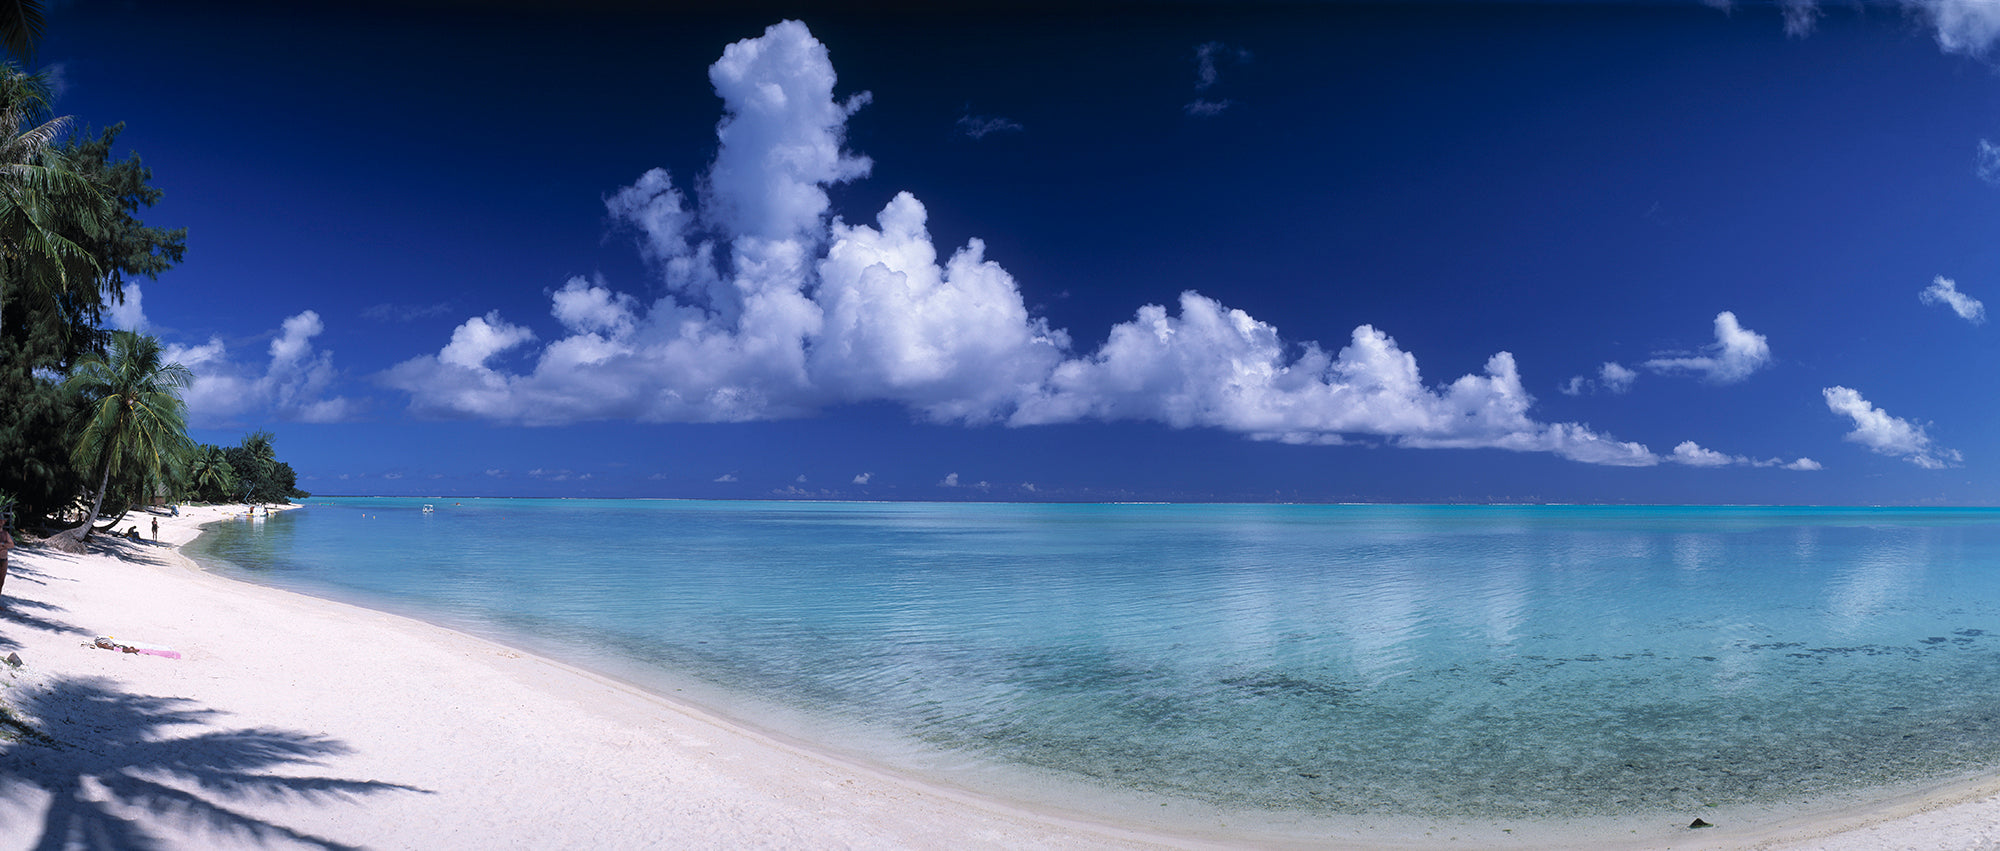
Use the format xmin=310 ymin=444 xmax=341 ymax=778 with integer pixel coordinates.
xmin=41 ymin=1 xmax=2000 ymax=503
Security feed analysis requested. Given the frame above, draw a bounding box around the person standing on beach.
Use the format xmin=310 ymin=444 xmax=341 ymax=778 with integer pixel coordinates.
xmin=0 ymin=510 xmax=13 ymax=603
xmin=151 ymin=517 xmax=159 ymax=541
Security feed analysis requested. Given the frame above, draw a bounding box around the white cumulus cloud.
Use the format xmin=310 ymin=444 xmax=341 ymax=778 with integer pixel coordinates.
xmin=1921 ymin=275 xmax=1985 ymax=324
xmin=383 ymin=19 xmax=1677 ymax=470
xmin=1600 ymin=362 xmax=1638 ymax=393
xmin=939 ymin=472 xmax=959 ymax=487
xmin=1643 ymin=311 xmax=1771 ymax=384
xmin=167 ymin=310 xmax=358 ymax=426
xmin=1671 ymin=441 xmax=1737 ymax=468
xmin=852 ymin=472 xmax=871 ymax=484
xmin=1823 ymin=386 xmax=1961 ymax=469
xmin=439 ymin=311 xmax=534 ymax=370
xmin=1916 ymin=0 xmax=2000 ymax=55
xmin=1012 ymin=293 xmax=1657 ymax=466
xmin=105 ymin=283 xmax=147 ymax=332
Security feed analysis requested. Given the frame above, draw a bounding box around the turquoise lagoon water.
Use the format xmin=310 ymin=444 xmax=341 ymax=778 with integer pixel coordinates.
xmin=187 ymin=500 xmax=2000 ymax=823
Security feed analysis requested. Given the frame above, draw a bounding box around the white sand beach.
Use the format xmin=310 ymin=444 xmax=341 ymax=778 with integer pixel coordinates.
xmin=2 ymin=505 xmax=1999 ymax=850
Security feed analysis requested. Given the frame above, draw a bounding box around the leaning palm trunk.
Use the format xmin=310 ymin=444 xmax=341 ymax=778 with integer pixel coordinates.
xmin=46 ymin=462 xmax=109 ymax=553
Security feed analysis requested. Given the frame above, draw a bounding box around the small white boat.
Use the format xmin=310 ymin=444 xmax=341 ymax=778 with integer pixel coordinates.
xmin=422 ymin=504 xmax=435 ymax=514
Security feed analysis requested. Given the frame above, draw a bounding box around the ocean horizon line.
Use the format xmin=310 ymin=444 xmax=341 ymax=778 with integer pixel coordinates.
xmin=303 ymin=494 xmax=2000 ymax=509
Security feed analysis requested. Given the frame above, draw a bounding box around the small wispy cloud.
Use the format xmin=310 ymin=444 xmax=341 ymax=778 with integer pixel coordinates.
xmin=1766 ymin=0 xmax=2000 ymax=55
xmin=1668 ymin=440 xmax=1818 ymax=471
xmin=939 ymin=472 xmax=959 ymax=487
xmin=43 ymin=62 xmax=67 ymax=98
xmin=1921 ymin=275 xmax=1986 ymax=324
xmin=852 ymin=472 xmax=872 ymax=485
xmin=714 ymin=472 xmax=738 ymax=483
xmin=1560 ymin=362 xmax=1638 ymax=396
xmin=362 ymin=301 xmax=458 ymax=323
xmin=1183 ymin=99 xmax=1232 ymax=117
xmin=1976 ymin=139 xmax=2000 ymax=185
xmin=1185 ymin=41 xmax=1251 ymax=117
xmin=956 ymin=113 xmax=1022 ymax=139
xmin=1193 ymin=41 xmax=1250 ymax=91
xmin=1780 ymin=0 xmax=1821 ymax=37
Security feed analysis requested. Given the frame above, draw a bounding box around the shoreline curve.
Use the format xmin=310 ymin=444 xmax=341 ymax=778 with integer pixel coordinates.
xmin=1 ymin=502 xmax=1996 ymax=849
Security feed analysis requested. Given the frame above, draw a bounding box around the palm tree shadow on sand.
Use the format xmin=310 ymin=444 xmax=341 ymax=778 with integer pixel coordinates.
xmin=1 ymin=543 xmax=169 ymax=651
xmin=0 ymin=594 xmax=87 ymax=652
xmin=1 ymin=676 xmax=429 ymax=849
xmin=0 ymin=559 xmax=88 ymax=653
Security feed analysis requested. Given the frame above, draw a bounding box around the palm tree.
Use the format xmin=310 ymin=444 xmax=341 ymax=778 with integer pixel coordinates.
xmin=53 ymin=330 xmax=191 ymax=549
xmin=0 ymin=61 xmax=102 ymax=336
xmin=0 ymin=0 xmax=44 ymax=61
xmin=184 ymin=444 xmax=236 ymax=503
xmin=228 ymin=431 xmax=277 ymax=503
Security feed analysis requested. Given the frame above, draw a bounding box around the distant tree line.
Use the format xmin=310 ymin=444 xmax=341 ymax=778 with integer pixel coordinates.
xmin=182 ymin=432 xmax=306 ymax=505
xmin=0 ymin=15 xmax=307 ymax=548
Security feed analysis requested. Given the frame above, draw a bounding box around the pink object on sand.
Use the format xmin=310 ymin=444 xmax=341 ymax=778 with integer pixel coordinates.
xmin=92 ymin=636 xmax=180 ymax=659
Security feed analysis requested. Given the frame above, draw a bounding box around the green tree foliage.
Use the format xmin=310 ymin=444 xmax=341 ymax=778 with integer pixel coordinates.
xmin=224 ymin=431 xmax=273 ymax=502
xmin=54 ymin=330 xmax=192 ymax=547
xmin=0 ymin=67 xmax=184 ymax=529
xmin=182 ymin=443 xmax=237 ymax=503
xmin=59 ymin=123 xmax=185 ymax=326
xmin=0 ymin=356 xmax=83 ymax=523
xmin=0 ymin=63 xmax=97 ymax=528
xmin=221 ymin=431 xmax=308 ymax=504
xmin=0 ymin=63 xmax=102 ymax=338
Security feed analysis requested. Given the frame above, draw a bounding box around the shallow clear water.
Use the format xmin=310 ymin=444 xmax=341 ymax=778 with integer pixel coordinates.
xmin=188 ymin=500 xmax=2000 ymax=820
